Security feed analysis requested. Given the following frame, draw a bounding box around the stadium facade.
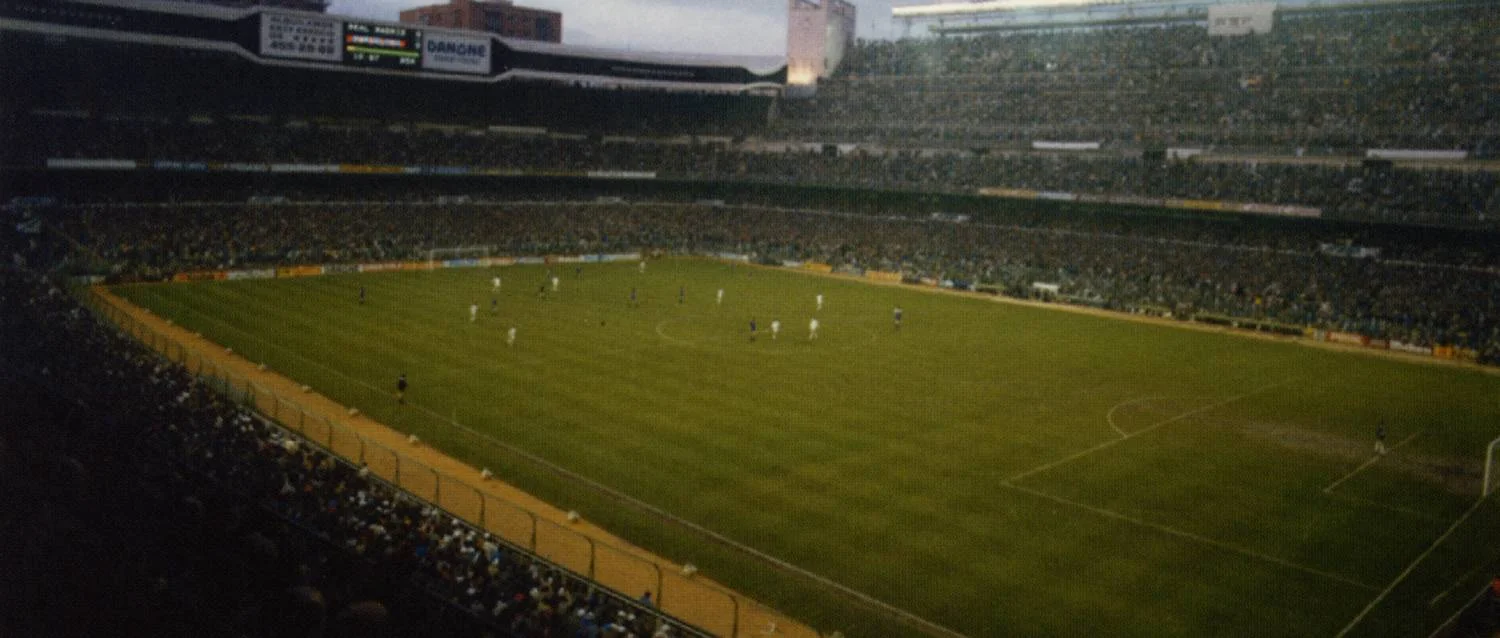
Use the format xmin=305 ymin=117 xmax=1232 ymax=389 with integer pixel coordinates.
xmin=0 ymin=0 xmax=785 ymax=93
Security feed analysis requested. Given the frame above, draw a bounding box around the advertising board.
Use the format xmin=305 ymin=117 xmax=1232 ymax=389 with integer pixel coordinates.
xmin=261 ymin=12 xmax=341 ymax=62
xmin=422 ymin=32 xmax=492 ymax=75
xmin=1208 ymin=3 xmax=1275 ymax=35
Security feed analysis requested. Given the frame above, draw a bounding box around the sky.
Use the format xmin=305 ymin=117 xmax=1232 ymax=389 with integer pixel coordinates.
xmin=326 ymin=0 xmax=900 ymax=56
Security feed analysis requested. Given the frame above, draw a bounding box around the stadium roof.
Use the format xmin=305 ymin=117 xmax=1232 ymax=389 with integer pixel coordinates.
xmin=894 ymin=0 xmax=1129 ymax=18
xmin=501 ymin=38 xmax=786 ymax=78
xmin=65 ymin=0 xmax=785 ymax=76
xmin=894 ymin=0 xmax=1482 ymax=21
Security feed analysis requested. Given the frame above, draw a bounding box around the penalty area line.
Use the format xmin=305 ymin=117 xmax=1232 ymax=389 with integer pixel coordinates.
xmin=1429 ymin=562 xmax=1490 ymax=608
xmin=1002 ymin=482 xmax=1380 ymax=592
xmin=1335 ymin=495 xmax=1492 ymax=638
xmin=1322 ymin=491 xmax=1446 ymax=523
xmin=1007 ymin=380 xmax=1290 ymax=484
xmin=1104 ymin=395 xmax=1166 ymax=439
xmin=1426 ymin=583 xmax=1493 ymax=638
xmin=1322 ymin=430 xmax=1423 ymax=494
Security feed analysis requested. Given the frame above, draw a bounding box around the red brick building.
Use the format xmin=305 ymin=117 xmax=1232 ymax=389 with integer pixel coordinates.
xmin=400 ymin=0 xmax=561 ymax=43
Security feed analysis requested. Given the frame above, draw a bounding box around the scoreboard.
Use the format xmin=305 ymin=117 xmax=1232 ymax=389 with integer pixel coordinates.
xmin=262 ymin=15 xmax=492 ymax=75
xmin=343 ymin=22 xmax=422 ymax=69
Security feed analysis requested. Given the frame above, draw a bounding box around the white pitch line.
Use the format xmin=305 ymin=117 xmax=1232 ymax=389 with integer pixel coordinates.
xmin=1104 ymin=396 xmax=1166 ymax=439
xmin=1334 ymin=496 xmax=1493 ymax=638
xmin=1426 ymin=583 xmax=1492 ymax=638
xmin=1007 ymin=380 xmax=1290 ymax=483
xmin=1003 ymin=482 xmax=1379 ymax=591
xmin=1322 ymin=491 xmax=1445 ymax=523
xmin=1322 ymin=431 xmax=1423 ymax=494
xmin=108 ymin=294 xmax=969 ymax=638
xmin=1428 ymin=562 xmax=1489 ymax=608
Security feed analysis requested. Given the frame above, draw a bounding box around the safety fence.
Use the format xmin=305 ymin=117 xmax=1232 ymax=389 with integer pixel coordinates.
xmin=84 ymin=288 xmax=824 ymax=638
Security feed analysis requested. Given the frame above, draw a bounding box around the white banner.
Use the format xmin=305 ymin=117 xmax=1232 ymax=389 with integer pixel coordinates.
xmin=270 ymin=163 xmax=338 ymax=173
xmin=1365 ymin=149 xmax=1468 ymax=161
xmin=1390 ymin=341 xmax=1434 ymax=355
xmin=359 ymin=262 xmax=405 ymax=273
xmin=1167 ymin=148 xmax=1204 ymax=160
xmin=587 ymin=171 xmax=657 ymax=180
xmin=422 ymin=32 xmax=492 ymax=75
xmin=226 ymin=269 xmax=276 ymax=281
xmin=1208 ymin=3 xmax=1275 ymax=36
xmin=260 ymin=12 xmax=342 ymax=62
xmin=1032 ymin=141 xmax=1101 ymax=151
xmin=46 ymin=158 xmax=136 ymax=170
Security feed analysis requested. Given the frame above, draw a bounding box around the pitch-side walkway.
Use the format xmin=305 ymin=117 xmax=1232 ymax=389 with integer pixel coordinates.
xmin=96 ymin=287 xmax=820 ymax=638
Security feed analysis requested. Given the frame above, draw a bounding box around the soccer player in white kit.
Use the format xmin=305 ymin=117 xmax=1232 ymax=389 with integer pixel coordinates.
xmin=506 ymin=326 xmax=516 ymax=346
xmin=716 ymin=288 xmax=724 ymax=306
xmin=808 ymin=317 xmax=819 ymax=340
xmin=469 ymin=302 xmax=478 ymax=322
xmin=551 ymin=276 xmax=560 ymax=292
xmin=638 ymin=260 xmax=646 ymax=274
xmin=815 ymin=293 xmax=824 ymax=311
xmin=770 ymin=319 xmax=781 ymax=340
xmin=492 ymin=276 xmax=501 ymax=292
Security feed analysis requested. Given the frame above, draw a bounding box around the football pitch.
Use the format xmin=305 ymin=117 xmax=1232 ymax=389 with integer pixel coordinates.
xmin=114 ymin=258 xmax=1500 ymax=637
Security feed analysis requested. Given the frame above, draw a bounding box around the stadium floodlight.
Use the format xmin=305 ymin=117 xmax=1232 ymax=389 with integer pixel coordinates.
xmin=893 ymin=0 xmax=1127 ymax=18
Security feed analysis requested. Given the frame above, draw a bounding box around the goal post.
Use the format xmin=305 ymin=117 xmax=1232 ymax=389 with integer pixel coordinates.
xmin=1485 ymin=435 xmax=1500 ymax=499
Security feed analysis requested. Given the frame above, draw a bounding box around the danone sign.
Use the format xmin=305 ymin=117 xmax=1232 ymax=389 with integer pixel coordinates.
xmin=422 ymin=33 xmax=491 ymax=75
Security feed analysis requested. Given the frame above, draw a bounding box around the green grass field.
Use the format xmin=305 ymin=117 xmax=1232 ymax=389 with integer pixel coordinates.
xmin=114 ymin=258 xmax=1500 ymax=637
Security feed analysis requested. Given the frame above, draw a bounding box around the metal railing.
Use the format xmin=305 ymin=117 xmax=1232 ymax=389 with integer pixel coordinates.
xmin=82 ymin=288 xmax=818 ymax=638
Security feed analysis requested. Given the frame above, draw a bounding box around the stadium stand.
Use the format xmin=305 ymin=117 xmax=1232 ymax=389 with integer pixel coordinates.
xmin=781 ymin=2 xmax=1500 ymax=151
xmin=5 ymin=112 xmax=1498 ymax=227
xmin=3 ymin=0 xmax=1498 ymax=228
xmin=0 ymin=227 xmax=698 ymax=637
xmin=3 ymin=0 xmax=1500 ymax=634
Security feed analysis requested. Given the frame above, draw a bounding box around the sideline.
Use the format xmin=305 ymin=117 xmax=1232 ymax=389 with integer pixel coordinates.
xmin=113 ymin=288 xmax=965 ymax=637
xmin=93 ymin=287 xmax=829 ymax=638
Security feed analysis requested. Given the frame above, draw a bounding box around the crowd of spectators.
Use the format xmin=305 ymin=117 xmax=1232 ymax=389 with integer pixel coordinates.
xmin=1 ymin=226 xmax=692 ymax=637
xmin=8 ymin=114 xmax=1498 ymax=228
xmin=37 ymin=200 xmax=1500 ymax=364
xmin=782 ymin=3 xmax=1500 ymax=150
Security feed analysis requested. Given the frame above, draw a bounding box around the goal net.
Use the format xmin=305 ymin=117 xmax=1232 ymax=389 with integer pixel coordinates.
xmin=427 ymin=245 xmax=497 ymax=267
